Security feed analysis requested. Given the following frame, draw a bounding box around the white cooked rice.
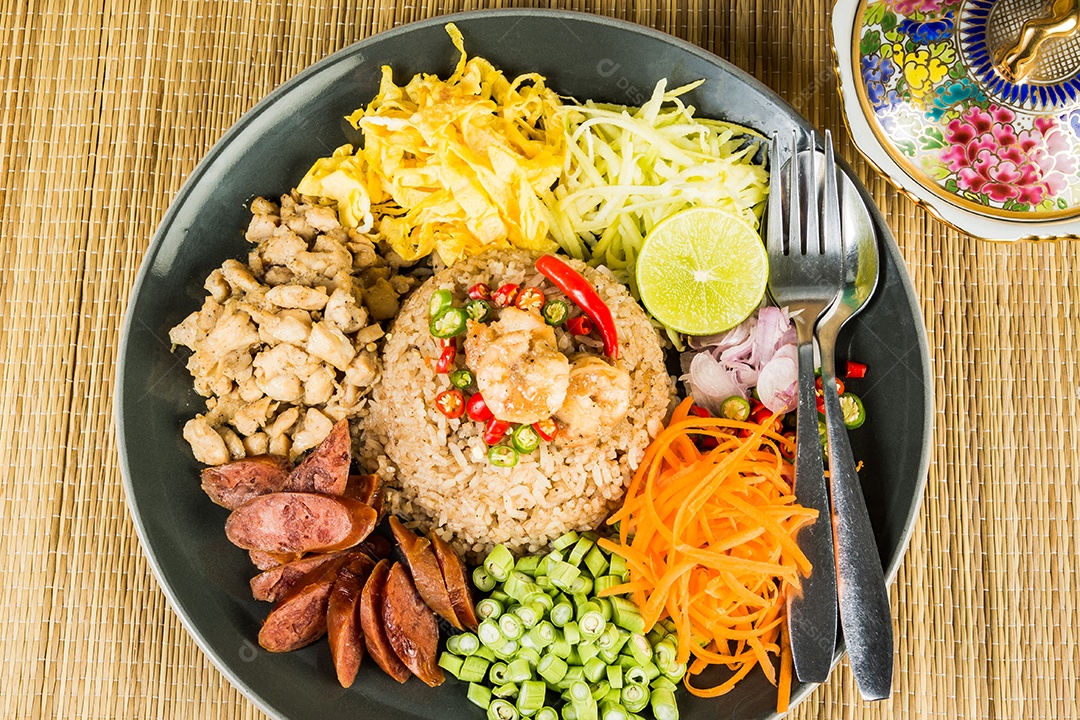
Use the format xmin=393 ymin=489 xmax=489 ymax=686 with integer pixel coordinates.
xmin=360 ymin=250 xmax=674 ymax=558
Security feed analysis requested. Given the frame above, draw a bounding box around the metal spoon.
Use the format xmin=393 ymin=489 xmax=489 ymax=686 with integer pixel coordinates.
xmin=814 ymin=133 xmax=893 ymax=701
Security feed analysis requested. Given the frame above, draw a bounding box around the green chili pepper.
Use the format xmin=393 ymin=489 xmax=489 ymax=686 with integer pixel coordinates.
xmin=719 ymin=395 xmax=751 ymax=421
xmin=451 ymin=368 xmax=475 ymax=389
xmin=840 ymin=392 xmax=866 ymax=429
xmin=466 ymin=298 xmax=495 ymax=322
xmin=541 ymin=299 xmax=569 ymax=326
xmin=488 ymin=445 xmax=520 ymax=467
xmin=431 ymin=307 xmax=468 ymax=338
xmin=429 ymin=289 xmax=454 ymax=318
xmin=511 ymin=424 xmax=541 ymax=454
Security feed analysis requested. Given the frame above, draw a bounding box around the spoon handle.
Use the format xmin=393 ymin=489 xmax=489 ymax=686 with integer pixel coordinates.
xmin=819 ymin=349 xmax=894 ymax=700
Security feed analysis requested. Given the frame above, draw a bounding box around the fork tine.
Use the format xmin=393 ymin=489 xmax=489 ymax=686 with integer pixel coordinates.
xmin=822 ymin=130 xmax=843 ymax=264
xmin=787 ymin=130 xmax=800 ymax=257
xmin=767 ymin=132 xmax=784 ymax=257
xmin=803 ymin=133 xmax=819 ymax=255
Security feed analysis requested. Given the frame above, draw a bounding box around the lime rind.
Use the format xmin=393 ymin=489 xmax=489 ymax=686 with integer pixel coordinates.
xmin=636 ymin=207 xmax=768 ymax=336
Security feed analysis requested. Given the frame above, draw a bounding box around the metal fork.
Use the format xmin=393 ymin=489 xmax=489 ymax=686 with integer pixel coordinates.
xmin=766 ymin=130 xmax=842 ymax=684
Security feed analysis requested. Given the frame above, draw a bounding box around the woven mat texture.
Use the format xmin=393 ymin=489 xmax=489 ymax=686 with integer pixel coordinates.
xmin=2 ymin=0 xmax=1078 ymax=718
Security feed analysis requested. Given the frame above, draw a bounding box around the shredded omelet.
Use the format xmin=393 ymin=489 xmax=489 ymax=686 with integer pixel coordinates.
xmin=298 ymin=24 xmax=565 ymax=265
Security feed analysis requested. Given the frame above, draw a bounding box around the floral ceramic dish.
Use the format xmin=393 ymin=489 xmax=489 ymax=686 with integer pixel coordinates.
xmin=833 ymin=0 xmax=1080 ymax=240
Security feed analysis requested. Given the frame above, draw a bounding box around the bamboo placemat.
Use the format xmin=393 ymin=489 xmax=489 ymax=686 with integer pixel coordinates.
xmin=1 ymin=1 xmax=1078 ymax=718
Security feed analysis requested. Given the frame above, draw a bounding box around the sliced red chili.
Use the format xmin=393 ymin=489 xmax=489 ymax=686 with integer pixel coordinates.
xmin=535 ymin=255 xmax=619 ymax=360
xmin=815 ymin=376 xmax=845 ymax=395
xmin=566 ymin=316 xmax=593 ymax=336
xmin=532 ymin=418 xmax=558 ymax=442
xmin=844 ymin=361 xmax=868 ymax=379
xmin=750 ymin=406 xmax=774 ymax=426
xmin=466 ymin=392 xmax=494 ymax=422
xmin=468 ymin=283 xmax=492 ymax=301
xmin=492 ymin=283 xmax=520 ymax=308
xmin=435 ymin=344 xmax=457 ymax=374
xmin=689 ymin=405 xmax=711 ymax=418
xmin=435 ymin=389 xmax=465 ymax=419
xmin=483 ymin=418 xmax=511 ymax=445
xmin=698 ymin=436 xmax=719 ymax=450
xmin=514 ymin=287 xmax=546 ymax=313
xmin=816 ymin=396 xmax=826 ymax=414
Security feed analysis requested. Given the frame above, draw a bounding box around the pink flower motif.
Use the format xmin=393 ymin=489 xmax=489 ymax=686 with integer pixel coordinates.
xmin=887 ymin=0 xmax=961 ymax=14
xmin=940 ymin=105 xmax=1073 ymax=207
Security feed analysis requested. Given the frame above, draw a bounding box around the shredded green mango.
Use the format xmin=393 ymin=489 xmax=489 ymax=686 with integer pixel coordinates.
xmin=542 ymin=79 xmax=770 ymax=297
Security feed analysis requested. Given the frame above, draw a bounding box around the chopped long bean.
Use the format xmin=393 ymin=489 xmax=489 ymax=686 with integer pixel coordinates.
xmin=469 ymin=683 xmax=493 ymax=709
xmin=461 ymin=656 xmax=492 ymax=683
xmin=479 ymin=619 xmax=504 ymax=647
xmin=478 ymin=598 xmax=505 ymax=620
xmin=485 ymin=545 xmax=515 ymax=582
xmin=620 ymin=684 xmax=649 ymax=714
xmin=446 ymin=530 xmax=682 ymax=720
xmin=440 ymin=652 xmax=465 ymax=677
xmin=489 ymin=699 xmax=520 ymax=720
xmin=650 ymin=688 xmax=679 ymax=720
xmin=518 ymin=680 xmax=548 ymax=715
xmin=505 ymin=658 xmax=533 ymax=683
xmin=474 ymin=566 xmax=497 ymax=592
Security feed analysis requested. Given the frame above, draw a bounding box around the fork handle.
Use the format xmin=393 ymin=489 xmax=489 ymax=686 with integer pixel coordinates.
xmin=820 ymin=361 xmax=894 ymax=700
xmin=786 ymin=337 xmax=838 ymax=683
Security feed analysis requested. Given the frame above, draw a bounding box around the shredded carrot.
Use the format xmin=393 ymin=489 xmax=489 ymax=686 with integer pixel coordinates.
xmin=601 ymin=402 xmax=817 ymax=714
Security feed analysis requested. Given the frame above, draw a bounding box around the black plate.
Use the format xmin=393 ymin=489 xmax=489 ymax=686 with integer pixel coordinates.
xmin=117 ymin=10 xmax=932 ymax=720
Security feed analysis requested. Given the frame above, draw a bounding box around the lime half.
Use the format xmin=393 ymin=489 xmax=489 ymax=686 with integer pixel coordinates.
xmin=636 ymin=207 xmax=768 ymax=336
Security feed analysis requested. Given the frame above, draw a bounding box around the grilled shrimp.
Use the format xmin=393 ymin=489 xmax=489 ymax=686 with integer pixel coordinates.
xmin=555 ymin=355 xmax=631 ymax=447
xmin=464 ymin=308 xmax=570 ymax=424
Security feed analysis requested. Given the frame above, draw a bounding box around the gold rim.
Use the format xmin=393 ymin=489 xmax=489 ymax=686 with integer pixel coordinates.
xmin=848 ymin=0 xmax=1080 ymax=224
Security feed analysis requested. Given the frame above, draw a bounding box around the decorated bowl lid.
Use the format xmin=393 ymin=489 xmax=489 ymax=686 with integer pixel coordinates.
xmin=833 ymin=0 xmax=1080 ymax=240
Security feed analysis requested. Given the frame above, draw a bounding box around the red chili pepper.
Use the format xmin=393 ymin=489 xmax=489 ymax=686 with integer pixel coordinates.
xmin=689 ymin=405 xmax=711 ymax=418
xmin=533 ymin=418 xmax=559 ymax=442
xmin=566 ymin=316 xmax=594 ymax=336
xmin=466 ymin=393 xmax=494 ymax=422
xmin=483 ymin=418 xmax=511 ymax=445
xmin=750 ymin=406 xmax=773 ymax=425
xmin=492 ymin=283 xmax=520 ymax=308
xmin=515 ymin=287 xmax=546 ymax=313
xmin=435 ymin=344 xmax=457 ymax=374
xmin=468 ymin=283 xmax=492 ymax=301
xmin=816 ymin=396 xmax=826 ymax=414
xmin=749 ymin=397 xmax=765 ymax=414
xmin=535 ymin=255 xmax=619 ymax=360
xmin=435 ymin=389 xmax=465 ymax=419
xmin=815 ymin=376 xmax=845 ymax=395
xmin=698 ymin=436 xmax=719 ymax=450
xmin=844 ymin=361 xmax=868 ymax=379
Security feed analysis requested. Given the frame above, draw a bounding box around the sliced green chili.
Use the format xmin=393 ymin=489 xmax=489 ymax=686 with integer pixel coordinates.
xmin=511 ymin=424 xmax=541 ymax=454
xmin=541 ymin=299 xmax=569 ymax=326
xmin=429 ymin=289 xmax=453 ymax=318
xmin=489 ymin=444 xmax=520 ymax=467
xmin=450 ymin=368 xmax=475 ymax=389
xmin=840 ymin=392 xmax=866 ymax=429
xmin=430 ymin=306 xmax=468 ymax=338
xmin=719 ymin=395 xmax=751 ymax=421
xmin=466 ymin=298 xmax=495 ymax=322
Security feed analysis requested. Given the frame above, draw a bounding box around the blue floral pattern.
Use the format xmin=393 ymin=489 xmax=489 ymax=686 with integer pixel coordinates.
xmin=1065 ymin=109 xmax=1080 ymax=140
xmin=861 ymin=54 xmax=900 ymax=112
xmin=898 ymin=14 xmax=954 ymax=44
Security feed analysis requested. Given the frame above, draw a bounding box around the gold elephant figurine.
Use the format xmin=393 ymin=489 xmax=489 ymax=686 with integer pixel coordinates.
xmin=996 ymin=0 xmax=1080 ymax=83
